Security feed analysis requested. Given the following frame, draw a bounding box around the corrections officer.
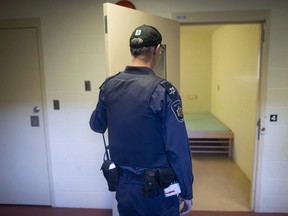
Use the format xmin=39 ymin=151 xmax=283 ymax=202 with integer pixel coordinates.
xmin=90 ymin=24 xmax=193 ymax=216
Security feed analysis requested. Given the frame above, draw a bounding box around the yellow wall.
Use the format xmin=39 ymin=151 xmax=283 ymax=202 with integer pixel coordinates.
xmin=180 ymin=26 xmax=212 ymax=112
xmin=211 ymin=24 xmax=261 ymax=180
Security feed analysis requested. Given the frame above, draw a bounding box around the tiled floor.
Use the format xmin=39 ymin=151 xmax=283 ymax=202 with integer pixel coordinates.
xmin=192 ymin=154 xmax=251 ymax=211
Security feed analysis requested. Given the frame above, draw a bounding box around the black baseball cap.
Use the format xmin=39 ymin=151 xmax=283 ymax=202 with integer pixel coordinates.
xmin=129 ymin=25 xmax=162 ymax=48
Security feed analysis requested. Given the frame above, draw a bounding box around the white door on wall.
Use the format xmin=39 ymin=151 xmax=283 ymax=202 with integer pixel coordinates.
xmin=104 ymin=2 xmax=180 ymax=89
xmin=103 ymin=3 xmax=180 ymax=216
xmin=0 ymin=26 xmax=51 ymax=205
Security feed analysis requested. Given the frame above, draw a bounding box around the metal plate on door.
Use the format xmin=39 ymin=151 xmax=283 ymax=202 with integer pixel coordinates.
xmin=31 ymin=115 xmax=40 ymax=127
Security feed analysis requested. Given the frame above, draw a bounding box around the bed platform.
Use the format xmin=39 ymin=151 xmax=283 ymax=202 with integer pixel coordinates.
xmin=184 ymin=112 xmax=234 ymax=157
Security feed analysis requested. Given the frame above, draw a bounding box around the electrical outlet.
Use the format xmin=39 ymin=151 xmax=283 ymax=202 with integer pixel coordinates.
xmin=85 ymin=80 xmax=91 ymax=91
xmin=188 ymin=94 xmax=198 ymax=100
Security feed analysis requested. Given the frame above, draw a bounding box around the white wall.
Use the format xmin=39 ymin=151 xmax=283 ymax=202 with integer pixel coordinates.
xmin=0 ymin=0 xmax=287 ymax=213
xmin=0 ymin=0 xmax=112 ymax=209
xmin=42 ymin=1 xmax=112 ymax=208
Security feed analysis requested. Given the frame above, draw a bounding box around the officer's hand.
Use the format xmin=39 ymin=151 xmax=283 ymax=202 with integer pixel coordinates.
xmin=179 ymin=196 xmax=192 ymax=215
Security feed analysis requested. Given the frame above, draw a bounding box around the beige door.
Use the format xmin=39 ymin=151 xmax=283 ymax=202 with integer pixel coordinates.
xmin=103 ymin=3 xmax=180 ymax=216
xmin=104 ymin=3 xmax=180 ymax=89
xmin=0 ymin=23 xmax=51 ymax=205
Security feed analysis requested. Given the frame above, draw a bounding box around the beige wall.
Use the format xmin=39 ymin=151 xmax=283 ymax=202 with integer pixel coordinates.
xmin=211 ymin=24 xmax=261 ymax=180
xmin=180 ymin=26 xmax=212 ymax=112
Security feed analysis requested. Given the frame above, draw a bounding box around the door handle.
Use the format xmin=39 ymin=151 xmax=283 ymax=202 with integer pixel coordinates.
xmin=33 ymin=106 xmax=40 ymax=113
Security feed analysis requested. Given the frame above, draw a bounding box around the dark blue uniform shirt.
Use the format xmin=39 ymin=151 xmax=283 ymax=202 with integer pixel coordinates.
xmin=90 ymin=66 xmax=193 ymax=199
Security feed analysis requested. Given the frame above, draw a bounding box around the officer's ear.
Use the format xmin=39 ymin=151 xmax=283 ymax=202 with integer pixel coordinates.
xmin=154 ymin=44 xmax=161 ymax=56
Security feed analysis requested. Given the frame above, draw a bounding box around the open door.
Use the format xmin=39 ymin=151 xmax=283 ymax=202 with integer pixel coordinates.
xmin=103 ymin=3 xmax=180 ymax=215
xmin=104 ymin=2 xmax=180 ymax=89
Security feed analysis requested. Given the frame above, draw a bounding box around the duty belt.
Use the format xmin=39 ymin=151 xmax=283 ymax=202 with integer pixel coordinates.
xmin=119 ymin=169 xmax=145 ymax=181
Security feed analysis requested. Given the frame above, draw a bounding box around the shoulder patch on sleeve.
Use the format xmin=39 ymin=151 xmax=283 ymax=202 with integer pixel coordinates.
xmin=171 ymin=100 xmax=184 ymax=123
xmin=160 ymin=81 xmax=177 ymax=99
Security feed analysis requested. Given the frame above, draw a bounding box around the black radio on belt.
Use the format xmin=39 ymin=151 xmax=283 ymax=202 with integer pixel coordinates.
xmin=142 ymin=167 xmax=176 ymax=197
xmin=142 ymin=170 xmax=159 ymax=197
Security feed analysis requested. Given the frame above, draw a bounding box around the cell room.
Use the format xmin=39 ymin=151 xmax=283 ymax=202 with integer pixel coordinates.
xmin=180 ymin=23 xmax=261 ymax=210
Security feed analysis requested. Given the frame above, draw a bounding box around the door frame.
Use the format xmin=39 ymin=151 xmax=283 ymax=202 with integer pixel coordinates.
xmin=172 ymin=10 xmax=270 ymax=211
xmin=0 ymin=18 xmax=53 ymax=206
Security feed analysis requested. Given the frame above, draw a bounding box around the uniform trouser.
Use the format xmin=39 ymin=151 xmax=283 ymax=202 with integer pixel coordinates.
xmin=115 ymin=170 xmax=179 ymax=216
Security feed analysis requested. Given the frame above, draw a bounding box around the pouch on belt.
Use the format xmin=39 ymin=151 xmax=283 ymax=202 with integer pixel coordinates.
xmin=101 ymin=160 xmax=119 ymax=191
xmin=157 ymin=167 xmax=176 ymax=189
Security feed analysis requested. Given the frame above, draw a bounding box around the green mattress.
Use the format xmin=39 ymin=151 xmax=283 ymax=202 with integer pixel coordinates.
xmin=184 ymin=112 xmax=231 ymax=131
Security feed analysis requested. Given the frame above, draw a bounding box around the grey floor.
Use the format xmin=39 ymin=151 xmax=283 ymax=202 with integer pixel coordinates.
xmin=191 ymin=155 xmax=251 ymax=211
